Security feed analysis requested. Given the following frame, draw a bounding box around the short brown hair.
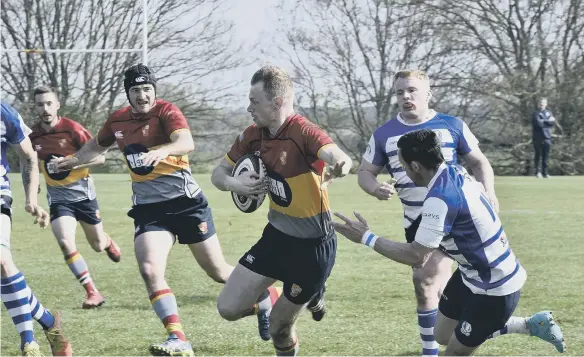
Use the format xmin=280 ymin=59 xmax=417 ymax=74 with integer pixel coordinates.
xmin=33 ymin=86 xmax=59 ymax=100
xmin=250 ymin=65 xmax=293 ymax=100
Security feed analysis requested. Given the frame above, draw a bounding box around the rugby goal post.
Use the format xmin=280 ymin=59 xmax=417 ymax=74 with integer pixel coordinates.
xmin=0 ymin=0 xmax=149 ymax=64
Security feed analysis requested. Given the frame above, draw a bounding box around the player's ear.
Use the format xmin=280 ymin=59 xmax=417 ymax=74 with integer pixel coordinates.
xmin=273 ymin=96 xmax=283 ymax=110
xmin=427 ymin=90 xmax=432 ymax=103
xmin=411 ymin=161 xmax=421 ymax=173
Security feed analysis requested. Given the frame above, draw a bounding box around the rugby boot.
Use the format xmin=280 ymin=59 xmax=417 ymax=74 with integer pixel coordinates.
xmin=149 ymin=334 xmax=194 ymax=356
xmin=43 ymin=311 xmax=72 ymax=356
xmin=526 ymin=311 xmax=566 ymax=353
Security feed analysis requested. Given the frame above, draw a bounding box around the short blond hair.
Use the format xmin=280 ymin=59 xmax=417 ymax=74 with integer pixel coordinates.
xmin=393 ymin=69 xmax=430 ymax=85
xmin=251 ymin=65 xmax=293 ymax=100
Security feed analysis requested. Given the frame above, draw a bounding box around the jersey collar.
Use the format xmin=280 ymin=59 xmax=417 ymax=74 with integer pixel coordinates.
xmin=397 ymin=110 xmax=437 ymax=126
xmin=427 ymin=163 xmax=447 ymax=189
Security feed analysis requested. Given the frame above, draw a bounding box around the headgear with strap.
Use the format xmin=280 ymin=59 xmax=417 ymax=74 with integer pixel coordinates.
xmin=123 ymin=63 xmax=157 ymax=103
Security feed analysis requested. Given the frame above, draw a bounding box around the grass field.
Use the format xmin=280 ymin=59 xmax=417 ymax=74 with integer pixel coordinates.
xmin=1 ymin=173 xmax=583 ymax=356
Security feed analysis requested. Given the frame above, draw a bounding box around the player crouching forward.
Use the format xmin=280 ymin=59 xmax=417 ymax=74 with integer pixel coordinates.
xmin=30 ymin=86 xmax=120 ymax=309
xmin=52 ymin=64 xmax=251 ymax=356
xmin=212 ymin=65 xmax=352 ymax=356
xmin=333 ymin=129 xmax=565 ymax=356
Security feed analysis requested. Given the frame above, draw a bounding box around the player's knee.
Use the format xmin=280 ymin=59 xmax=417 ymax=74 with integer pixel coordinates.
xmin=435 ymin=329 xmax=452 ymax=346
xmin=413 ymin=271 xmax=440 ymax=304
xmin=138 ymin=261 xmax=161 ymax=285
xmin=216 ymin=296 xmax=241 ymax=321
xmin=56 ymin=238 xmax=76 ymax=255
xmin=0 ymin=247 xmax=13 ymax=266
xmin=203 ymin=266 xmax=229 ymax=284
xmin=87 ymin=237 xmax=105 ymax=252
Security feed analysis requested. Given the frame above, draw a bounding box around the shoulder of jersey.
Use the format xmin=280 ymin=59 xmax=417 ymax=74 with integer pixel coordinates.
xmin=372 ymin=115 xmax=400 ymax=135
xmin=59 ymin=117 xmax=79 ymax=128
xmin=1 ymin=103 xmax=19 ymax=122
xmin=435 ymin=112 xmax=462 ymax=124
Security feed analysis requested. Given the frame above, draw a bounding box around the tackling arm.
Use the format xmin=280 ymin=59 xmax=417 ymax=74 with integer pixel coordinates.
xmin=372 ymin=238 xmax=435 ymax=269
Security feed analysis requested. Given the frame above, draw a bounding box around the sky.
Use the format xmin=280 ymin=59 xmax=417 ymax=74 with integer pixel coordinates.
xmin=213 ymin=0 xmax=295 ymax=108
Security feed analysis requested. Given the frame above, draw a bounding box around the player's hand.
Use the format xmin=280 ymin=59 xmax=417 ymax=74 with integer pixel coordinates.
xmin=373 ymin=178 xmax=397 ymax=200
xmin=230 ymin=171 xmax=267 ymax=199
xmin=142 ymin=148 xmax=170 ymax=167
xmin=50 ymin=156 xmax=77 ymax=173
xmin=24 ymin=203 xmax=50 ymax=229
xmin=321 ymin=161 xmax=350 ymax=189
xmin=331 ymin=211 xmax=370 ymax=244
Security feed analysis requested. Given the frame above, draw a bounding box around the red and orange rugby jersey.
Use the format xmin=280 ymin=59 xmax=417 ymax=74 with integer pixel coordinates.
xmin=97 ymin=99 xmax=200 ymax=205
xmin=29 ymin=117 xmax=95 ymax=204
xmin=226 ymin=114 xmax=335 ymax=238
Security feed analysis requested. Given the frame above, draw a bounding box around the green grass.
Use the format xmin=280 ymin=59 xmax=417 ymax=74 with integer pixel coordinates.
xmin=1 ymin=173 xmax=583 ymax=356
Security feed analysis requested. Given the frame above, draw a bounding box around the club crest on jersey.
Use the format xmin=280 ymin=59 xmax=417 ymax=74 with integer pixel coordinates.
xmin=34 ymin=144 xmax=42 ymax=151
xmin=142 ymin=124 xmax=150 ymax=137
xmin=198 ymin=221 xmax=208 ymax=234
xmin=115 ymin=131 xmax=124 ymax=139
xmin=460 ymin=321 xmax=472 ymax=337
xmin=290 ymin=283 xmax=302 ymax=298
xmin=279 ymin=151 xmax=287 ymax=165
xmin=58 ymin=139 xmax=67 ymax=148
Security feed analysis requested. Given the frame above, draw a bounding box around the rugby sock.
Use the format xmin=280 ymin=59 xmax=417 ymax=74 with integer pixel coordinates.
xmin=150 ymin=289 xmax=186 ymax=341
xmin=274 ymin=338 xmax=299 ymax=356
xmin=26 ymin=287 xmax=55 ymax=330
xmin=244 ymin=286 xmax=281 ymax=317
xmin=65 ymin=251 xmax=97 ymax=293
xmin=488 ymin=317 xmax=528 ymax=338
xmin=1 ymin=272 xmax=36 ymax=350
xmin=418 ymin=308 xmax=439 ymax=356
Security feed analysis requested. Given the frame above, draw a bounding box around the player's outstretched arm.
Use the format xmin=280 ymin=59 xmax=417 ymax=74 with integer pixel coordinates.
xmin=357 ymin=160 xmax=395 ymax=200
xmin=72 ymin=153 xmax=106 ymax=170
xmin=141 ymin=129 xmax=194 ymax=167
xmin=332 ymin=211 xmax=434 ymax=268
xmin=318 ymin=144 xmax=352 ymax=188
xmin=52 ymin=137 xmax=110 ymax=172
xmin=12 ymin=137 xmax=49 ymax=228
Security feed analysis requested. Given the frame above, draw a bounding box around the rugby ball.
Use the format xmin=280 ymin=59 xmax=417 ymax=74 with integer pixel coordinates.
xmin=231 ymin=153 xmax=267 ymax=213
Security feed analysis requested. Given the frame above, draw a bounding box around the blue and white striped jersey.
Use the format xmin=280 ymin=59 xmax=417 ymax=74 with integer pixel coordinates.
xmin=416 ymin=164 xmax=526 ymax=296
xmin=363 ymin=111 xmax=479 ymax=228
xmin=1 ymin=103 xmax=32 ymax=202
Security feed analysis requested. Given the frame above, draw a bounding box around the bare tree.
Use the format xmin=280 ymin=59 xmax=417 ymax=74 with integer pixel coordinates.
xmin=275 ymin=0 xmax=457 ymax=161
xmin=1 ymin=0 xmax=248 ymax=170
xmin=422 ymin=0 xmax=584 ymax=174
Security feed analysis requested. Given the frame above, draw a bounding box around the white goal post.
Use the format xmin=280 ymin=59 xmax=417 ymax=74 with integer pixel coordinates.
xmin=0 ymin=0 xmax=149 ymax=64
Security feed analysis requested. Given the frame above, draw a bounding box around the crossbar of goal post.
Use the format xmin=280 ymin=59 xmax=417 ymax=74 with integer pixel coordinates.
xmin=0 ymin=0 xmax=149 ymax=64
